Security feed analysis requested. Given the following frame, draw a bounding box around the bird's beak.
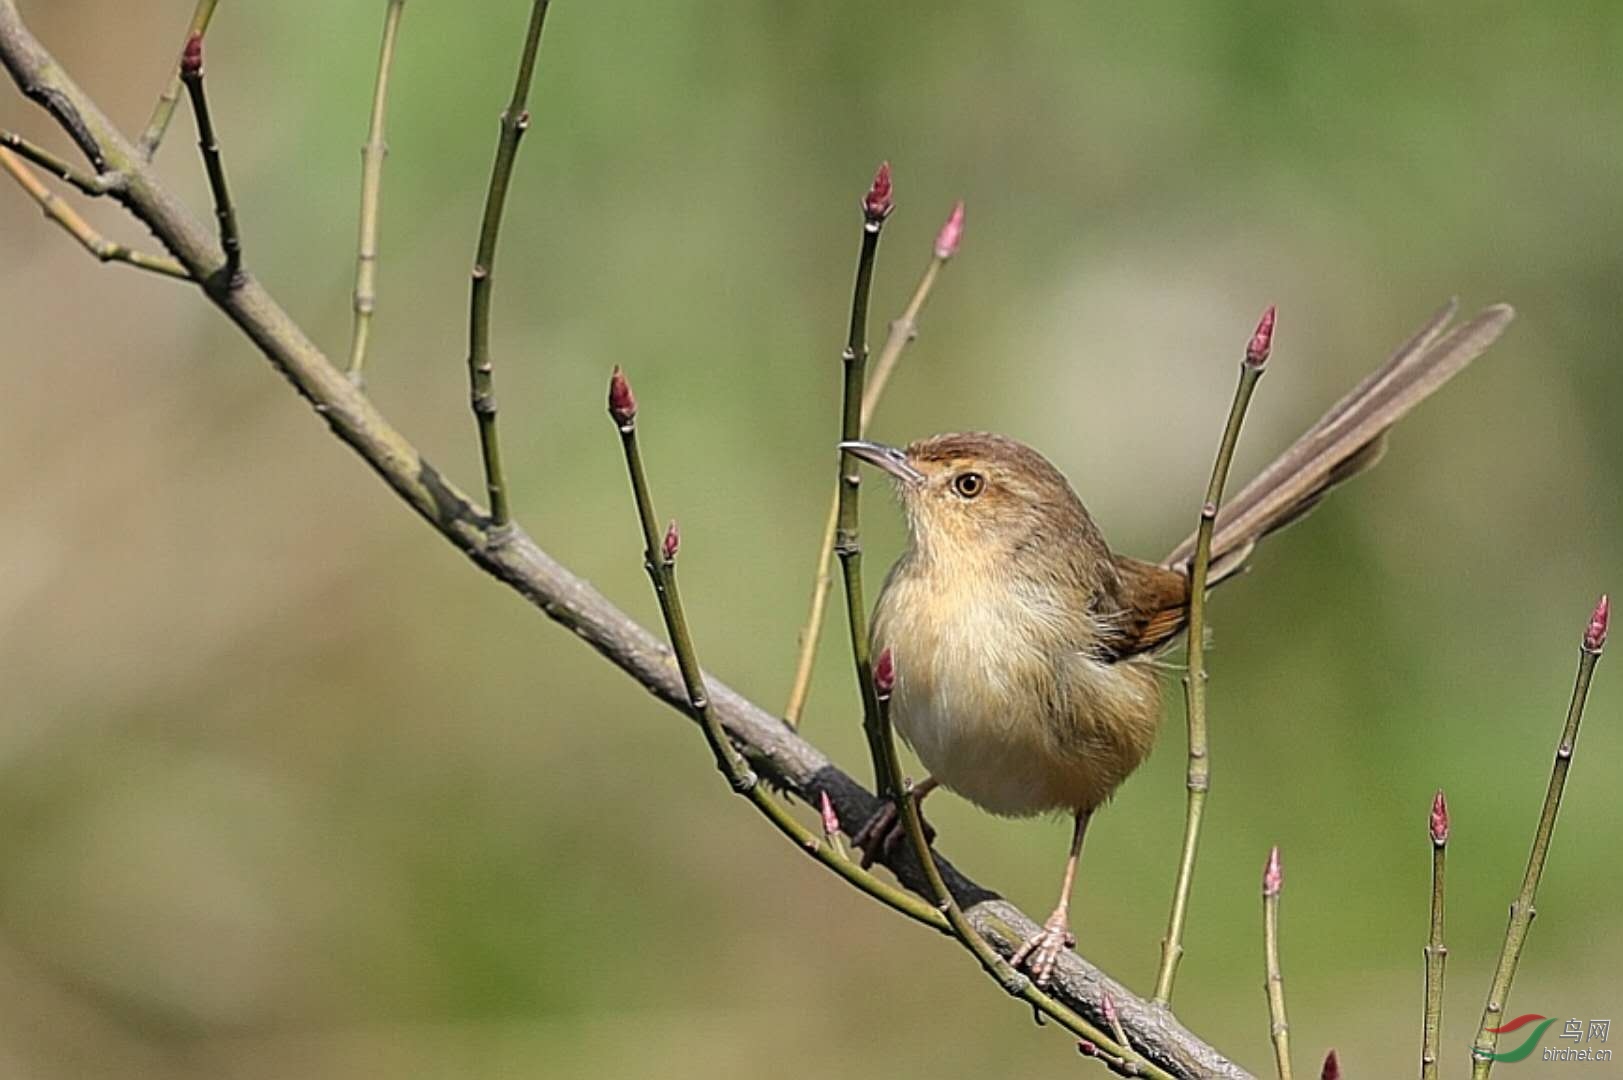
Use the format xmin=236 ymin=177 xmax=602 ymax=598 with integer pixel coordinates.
xmin=839 ymin=440 xmax=924 ymax=485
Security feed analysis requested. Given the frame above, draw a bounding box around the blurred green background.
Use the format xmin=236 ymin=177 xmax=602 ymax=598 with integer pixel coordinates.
xmin=2 ymin=2 xmax=1620 ymax=1077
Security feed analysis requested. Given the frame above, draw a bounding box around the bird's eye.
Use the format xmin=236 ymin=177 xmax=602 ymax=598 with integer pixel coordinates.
xmin=952 ymin=472 xmax=985 ymax=498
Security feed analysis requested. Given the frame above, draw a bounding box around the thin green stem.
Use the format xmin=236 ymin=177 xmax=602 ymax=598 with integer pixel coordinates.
xmin=1152 ymin=340 xmax=1268 ymax=1006
xmin=0 ymin=146 xmax=188 ymax=278
xmin=612 ymin=405 xmax=950 ymax=935
xmin=137 ymin=0 xmax=219 ymax=159
xmin=786 ymin=248 xmax=948 ymax=728
xmin=346 ymin=0 xmax=407 ymax=386
xmin=835 ymin=193 xmax=893 ymax=796
xmin=1470 ymin=606 xmax=1606 ymax=1076
xmin=879 ymin=668 xmax=1173 ymax=1080
xmin=1422 ymin=793 xmax=1448 ymax=1080
xmin=467 ymin=0 xmax=549 ymax=528
xmin=180 ymin=35 xmax=242 ymax=286
xmin=1263 ymin=848 xmax=1293 ymax=1080
xmin=0 ymin=130 xmax=105 ymax=193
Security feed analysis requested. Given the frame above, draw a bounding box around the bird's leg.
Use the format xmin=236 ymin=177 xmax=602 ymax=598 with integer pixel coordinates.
xmin=852 ymin=776 xmax=939 ymax=869
xmin=1012 ymin=808 xmax=1090 ymax=987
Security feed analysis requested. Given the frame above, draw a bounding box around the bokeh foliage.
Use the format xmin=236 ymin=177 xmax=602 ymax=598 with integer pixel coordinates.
xmin=1 ymin=2 xmax=1619 ymax=1076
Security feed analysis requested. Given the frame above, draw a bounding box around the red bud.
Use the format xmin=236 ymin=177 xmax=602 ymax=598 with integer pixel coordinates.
xmin=1320 ymin=1049 xmax=1341 ymax=1080
xmin=661 ymin=519 xmax=679 ymax=563
xmin=1430 ymin=789 xmax=1450 ymax=846
xmin=873 ymin=647 xmax=895 ymax=701
xmin=1246 ymin=305 xmax=1276 ymax=367
xmin=934 ymin=200 xmax=965 ymax=260
xmin=608 ymin=366 xmax=637 ymax=427
xmin=1263 ymin=845 xmax=1283 ymax=897
xmin=863 ymin=161 xmax=893 ymax=223
xmin=1584 ymin=593 xmax=1609 ymax=652
xmin=181 ymin=31 xmax=203 ymax=77
xmin=819 ymin=791 xmax=841 ymax=838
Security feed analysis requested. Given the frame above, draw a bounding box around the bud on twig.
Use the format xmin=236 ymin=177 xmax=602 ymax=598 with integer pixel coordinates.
xmin=1584 ymin=592 xmax=1609 ymax=653
xmin=608 ymin=365 xmax=637 ymax=428
xmin=661 ymin=519 xmax=680 ymax=564
xmin=1246 ymin=305 xmax=1276 ymax=367
xmin=1263 ymin=845 xmax=1283 ymax=897
xmin=1320 ymin=1048 xmax=1341 ymax=1080
xmin=1101 ymin=993 xmax=1119 ymax=1027
xmin=934 ymin=200 xmax=965 ymax=260
xmin=873 ymin=646 xmax=895 ymax=702
xmin=1430 ymin=789 xmax=1450 ymax=846
xmin=863 ymin=161 xmax=893 ymax=223
xmin=819 ymin=791 xmax=842 ymax=838
xmin=181 ymin=31 xmax=203 ymax=78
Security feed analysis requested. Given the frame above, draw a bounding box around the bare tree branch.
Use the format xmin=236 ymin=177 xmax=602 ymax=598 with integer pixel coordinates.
xmin=0 ymin=6 xmax=1248 ymax=1077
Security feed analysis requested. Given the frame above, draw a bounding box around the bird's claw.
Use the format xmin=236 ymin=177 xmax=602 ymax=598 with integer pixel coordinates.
xmin=1011 ymin=913 xmax=1075 ymax=988
xmin=851 ymin=792 xmax=935 ymax=869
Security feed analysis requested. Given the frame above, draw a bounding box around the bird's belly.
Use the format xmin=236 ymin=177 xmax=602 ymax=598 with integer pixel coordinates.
xmin=879 ymin=625 xmax=1161 ymax=819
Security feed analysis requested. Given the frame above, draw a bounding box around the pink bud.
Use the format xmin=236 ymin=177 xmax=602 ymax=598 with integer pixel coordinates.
xmin=819 ymin=791 xmax=841 ymax=838
xmin=1263 ymin=845 xmax=1283 ymax=897
xmin=873 ymin=647 xmax=896 ymax=701
xmin=863 ymin=161 xmax=893 ymax=222
xmin=934 ymin=200 xmax=965 ymax=260
xmin=1430 ymin=789 xmax=1450 ymax=845
xmin=1246 ymin=305 xmax=1276 ymax=367
xmin=181 ymin=31 xmax=203 ymax=77
xmin=607 ymin=366 xmax=636 ymax=427
xmin=1584 ymin=593 xmax=1609 ymax=652
xmin=1101 ymin=993 xmax=1119 ymax=1027
xmin=1320 ymin=1049 xmax=1341 ymax=1080
xmin=661 ymin=519 xmax=679 ymax=563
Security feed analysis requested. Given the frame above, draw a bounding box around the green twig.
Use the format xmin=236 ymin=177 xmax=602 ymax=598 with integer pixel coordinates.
xmin=179 ymin=32 xmax=242 ymax=287
xmin=1151 ymin=307 xmax=1273 ymax=1006
xmin=873 ymin=648 xmax=1172 ymax=1080
xmin=1470 ymin=595 xmax=1608 ymax=1076
xmin=608 ymin=367 xmax=951 ymax=935
xmin=834 ymin=162 xmax=895 ymax=795
xmin=1422 ymin=790 xmax=1449 ymax=1080
xmin=784 ymin=200 xmax=962 ymax=729
xmin=466 ymin=0 xmax=550 ymax=527
xmin=346 ymin=0 xmax=407 ymax=386
xmin=0 ymin=147 xmax=187 ymax=278
xmin=137 ymin=0 xmax=219 ymax=159
xmin=0 ymin=130 xmax=106 ymax=194
xmin=1262 ymin=846 xmax=1293 ymax=1080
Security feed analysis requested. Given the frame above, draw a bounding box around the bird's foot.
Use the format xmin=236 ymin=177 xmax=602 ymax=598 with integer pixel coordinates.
xmin=851 ymin=782 xmax=936 ymax=869
xmin=1011 ymin=910 xmax=1075 ymax=988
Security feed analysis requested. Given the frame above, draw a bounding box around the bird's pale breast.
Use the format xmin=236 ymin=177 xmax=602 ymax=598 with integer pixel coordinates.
xmin=872 ymin=558 xmax=1162 ymax=817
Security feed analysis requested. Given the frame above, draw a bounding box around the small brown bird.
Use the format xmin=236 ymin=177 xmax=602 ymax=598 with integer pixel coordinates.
xmin=843 ymin=300 xmax=1512 ymax=984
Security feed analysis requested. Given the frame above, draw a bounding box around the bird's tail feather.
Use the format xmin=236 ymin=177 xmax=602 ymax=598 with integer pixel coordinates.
xmin=1161 ymin=299 xmax=1515 ymax=583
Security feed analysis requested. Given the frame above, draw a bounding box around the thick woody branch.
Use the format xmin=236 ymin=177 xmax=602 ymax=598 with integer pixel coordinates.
xmin=0 ymin=8 xmax=1246 ymax=1077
